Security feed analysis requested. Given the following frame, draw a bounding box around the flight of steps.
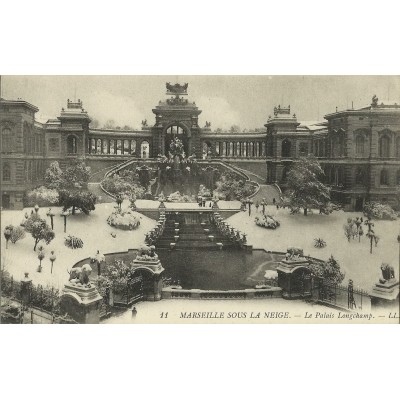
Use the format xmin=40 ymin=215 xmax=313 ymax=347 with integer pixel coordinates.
xmin=154 ymin=219 xmax=234 ymax=250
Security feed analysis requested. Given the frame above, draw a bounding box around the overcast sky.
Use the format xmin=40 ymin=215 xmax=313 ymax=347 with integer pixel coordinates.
xmin=2 ymin=76 xmax=400 ymax=130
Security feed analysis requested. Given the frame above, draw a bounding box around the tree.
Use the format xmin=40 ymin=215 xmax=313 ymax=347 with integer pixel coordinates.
xmin=89 ymin=118 xmax=100 ymax=128
xmin=44 ymin=161 xmax=64 ymax=190
xmin=24 ymin=214 xmax=55 ymax=251
xmin=229 ymin=125 xmax=241 ymax=133
xmin=309 ymin=255 xmax=345 ymax=285
xmin=103 ymin=119 xmax=116 ymax=129
xmin=215 ymin=172 xmax=254 ymax=201
xmin=63 ymin=159 xmax=91 ymax=189
xmin=58 ymin=190 xmax=96 ymax=215
xmin=44 ymin=160 xmax=91 ymax=190
xmin=286 ymin=156 xmax=331 ymax=216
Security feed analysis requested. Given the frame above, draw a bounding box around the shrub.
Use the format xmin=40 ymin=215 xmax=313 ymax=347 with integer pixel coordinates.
xmin=101 ymin=174 xmax=146 ymax=198
xmin=363 ymin=202 xmax=397 ymax=220
xmin=215 ymin=172 xmax=255 ymax=201
xmin=107 ymin=210 xmax=141 ymax=230
xmin=255 ymin=214 xmax=280 ymax=229
xmin=64 ymin=235 xmax=84 ymax=249
xmin=10 ymin=226 xmax=25 ymax=244
xmin=58 ymin=190 xmax=97 ymax=215
xmin=25 ymin=186 xmax=59 ymax=207
xmin=308 ymin=255 xmax=345 ymax=285
xmin=314 ymin=238 xmax=327 ymax=248
xmin=166 ymin=191 xmax=195 ymax=203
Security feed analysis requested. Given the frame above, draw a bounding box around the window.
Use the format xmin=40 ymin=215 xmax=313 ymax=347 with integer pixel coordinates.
xmin=141 ymin=141 xmax=149 ymax=158
xmin=299 ymin=142 xmax=308 ymax=156
xmin=2 ymin=163 xmax=11 ymax=181
xmin=380 ymin=169 xmax=389 ymax=185
xmin=1 ymin=128 xmax=12 ymax=153
xmin=379 ymin=136 xmax=390 ymax=158
xmin=110 ymin=140 xmax=115 ymax=154
xmin=236 ymin=142 xmax=241 ymax=156
xmin=67 ymin=136 xmax=78 ymax=154
xmin=282 ymin=139 xmax=291 ymax=158
xmin=103 ymin=140 xmax=108 ymax=154
xmin=355 ymin=168 xmax=365 ymax=185
xmin=229 ymin=142 xmax=234 ymax=156
xmin=48 ymin=138 xmax=60 ymax=152
xmin=355 ymin=135 xmax=365 ymax=157
xmin=215 ymin=142 xmax=220 ymax=156
xmin=116 ymin=140 xmax=122 ymax=155
xmin=130 ymin=140 xmax=136 ymax=155
xmin=123 ymin=140 xmax=130 ymax=154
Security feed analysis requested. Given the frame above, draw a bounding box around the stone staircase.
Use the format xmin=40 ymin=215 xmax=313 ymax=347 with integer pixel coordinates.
xmin=154 ymin=218 xmax=234 ymax=250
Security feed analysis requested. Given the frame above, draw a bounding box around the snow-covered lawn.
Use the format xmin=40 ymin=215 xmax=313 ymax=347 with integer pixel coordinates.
xmin=226 ymin=206 xmax=400 ymax=291
xmin=2 ymin=200 xmax=399 ymax=292
xmin=1 ymin=201 xmax=157 ymax=290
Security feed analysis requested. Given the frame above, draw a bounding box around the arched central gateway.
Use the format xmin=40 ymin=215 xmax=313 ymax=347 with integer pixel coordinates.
xmin=151 ymin=83 xmax=202 ymax=158
xmin=164 ymin=123 xmax=190 ymax=156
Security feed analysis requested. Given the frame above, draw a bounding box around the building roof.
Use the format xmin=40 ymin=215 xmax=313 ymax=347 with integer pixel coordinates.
xmin=0 ymin=98 xmax=39 ymax=112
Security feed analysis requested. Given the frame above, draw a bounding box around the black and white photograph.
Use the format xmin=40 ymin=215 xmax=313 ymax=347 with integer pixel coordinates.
xmin=1 ymin=76 xmax=399 ymax=324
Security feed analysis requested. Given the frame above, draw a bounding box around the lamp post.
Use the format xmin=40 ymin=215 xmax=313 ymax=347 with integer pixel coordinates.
xmin=49 ymin=251 xmax=56 ymax=274
xmin=61 ymin=210 xmax=70 ymax=233
xmin=46 ymin=208 xmax=55 ymax=230
xmin=246 ymin=199 xmax=253 ymax=216
xmin=261 ymin=198 xmax=266 ymax=215
xmin=93 ymin=250 xmax=105 ymax=276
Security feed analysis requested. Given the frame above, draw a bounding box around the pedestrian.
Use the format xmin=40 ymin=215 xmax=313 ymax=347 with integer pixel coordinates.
xmin=255 ymin=201 xmax=259 ymax=213
xmin=273 ymin=198 xmax=276 ymax=205
xmin=131 ymin=306 xmax=137 ymax=318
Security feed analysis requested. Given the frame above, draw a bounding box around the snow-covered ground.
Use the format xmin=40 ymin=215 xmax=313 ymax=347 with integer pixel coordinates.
xmin=226 ymin=206 xmax=400 ymax=291
xmin=1 ymin=201 xmax=157 ymax=290
xmin=1 ymin=201 xmax=399 ymax=292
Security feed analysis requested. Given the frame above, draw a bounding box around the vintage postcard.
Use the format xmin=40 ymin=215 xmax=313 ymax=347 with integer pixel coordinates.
xmin=1 ymin=75 xmax=399 ymax=324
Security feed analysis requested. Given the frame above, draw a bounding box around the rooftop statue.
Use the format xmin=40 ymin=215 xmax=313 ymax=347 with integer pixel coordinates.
xmin=371 ymin=95 xmax=379 ymax=107
xmin=166 ymin=82 xmax=189 ymax=94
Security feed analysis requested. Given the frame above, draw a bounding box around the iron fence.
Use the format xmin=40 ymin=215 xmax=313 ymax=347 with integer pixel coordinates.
xmin=311 ymin=278 xmax=370 ymax=311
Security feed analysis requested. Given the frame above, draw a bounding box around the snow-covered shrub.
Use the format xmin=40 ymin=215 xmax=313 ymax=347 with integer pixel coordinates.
xmin=166 ymin=191 xmax=194 ymax=202
xmin=107 ymin=210 xmax=141 ymax=230
xmin=10 ymin=226 xmax=26 ymax=244
xmin=64 ymin=235 xmax=84 ymax=249
xmin=25 ymin=186 xmax=59 ymax=207
xmin=255 ymin=214 xmax=280 ymax=229
xmin=314 ymin=238 xmax=327 ymax=248
xmin=363 ymin=202 xmax=397 ymax=220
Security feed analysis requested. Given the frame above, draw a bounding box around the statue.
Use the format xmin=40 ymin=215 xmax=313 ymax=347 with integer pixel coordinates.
xmin=205 ymin=121 xmax=211 ymax=128
xmin=380 ymin=263 xmax=395 ymax=283
xmin=285 ymin=247 xmax=304 ymax=260
xmin=68 ymin=264 xmax=92 ymax=287
xmin=166 ymin=82 xmax=189 ymax=94
xmin=141 ymin=119 xmax=148 ymax=127
xmin=371 ymin=95 xmax=378 ymax=107
xmin=136 ymin=244 xmax=159 ymax=261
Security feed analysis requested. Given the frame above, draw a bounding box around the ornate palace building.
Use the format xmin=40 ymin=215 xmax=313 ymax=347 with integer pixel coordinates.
xmin=1 ymin=84 xmax=400 ymax=211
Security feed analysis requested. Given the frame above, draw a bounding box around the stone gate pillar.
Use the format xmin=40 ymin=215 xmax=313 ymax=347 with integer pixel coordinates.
xmin=60 ymin=264 xmax=102 ymax=324
xmin=132 ymin=245 xmax=164 ymax=301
